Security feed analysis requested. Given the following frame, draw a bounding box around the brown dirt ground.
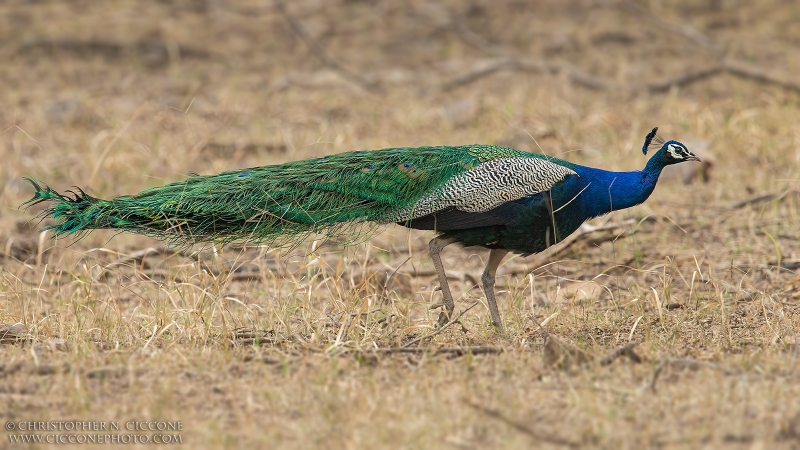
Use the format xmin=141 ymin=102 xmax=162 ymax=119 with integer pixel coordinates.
xmin=2 ymin=0 xmax=800 ymax=448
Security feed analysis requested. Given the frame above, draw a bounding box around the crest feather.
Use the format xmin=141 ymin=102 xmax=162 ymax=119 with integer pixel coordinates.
xmin=642 ymin=127 xmax=665 ymax=155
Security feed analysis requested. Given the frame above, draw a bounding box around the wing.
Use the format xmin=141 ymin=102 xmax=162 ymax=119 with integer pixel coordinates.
xmin=404 ymin=191 xmax=555 ymax=231
xmin=396 ymin=157 xmax=576 ymax=226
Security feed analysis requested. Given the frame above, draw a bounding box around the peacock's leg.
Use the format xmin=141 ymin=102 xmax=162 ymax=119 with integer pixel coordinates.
xmin=428 ymin=236 xmax=456 ymax=326
xmin=482 ymin=248 xmax=509 ymax=330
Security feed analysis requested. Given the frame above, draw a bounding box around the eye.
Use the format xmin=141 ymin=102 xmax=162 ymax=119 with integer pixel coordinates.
xmin=667 ymin=144 xmax=685 ymax=159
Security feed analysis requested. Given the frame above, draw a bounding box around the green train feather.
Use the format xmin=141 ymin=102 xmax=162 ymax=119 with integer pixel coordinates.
xmin=23 ymin=144 xmax=556 ymax=247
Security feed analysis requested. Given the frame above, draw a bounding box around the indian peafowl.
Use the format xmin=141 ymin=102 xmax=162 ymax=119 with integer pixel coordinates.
xmin=23 ymin=127 xmax=698 ymax=330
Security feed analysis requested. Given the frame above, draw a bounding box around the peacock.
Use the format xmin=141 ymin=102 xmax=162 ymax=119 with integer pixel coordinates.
xmin=23 ymin=127 xmax=699 ymax=330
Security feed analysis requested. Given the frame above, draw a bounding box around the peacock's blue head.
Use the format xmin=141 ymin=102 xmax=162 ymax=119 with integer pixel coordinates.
xmin=641 ymin=127 xmax=700 ymax=165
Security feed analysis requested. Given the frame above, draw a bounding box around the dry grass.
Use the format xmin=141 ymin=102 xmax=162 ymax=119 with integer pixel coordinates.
xmin=2 ymin=0 xmax=800 ymax=448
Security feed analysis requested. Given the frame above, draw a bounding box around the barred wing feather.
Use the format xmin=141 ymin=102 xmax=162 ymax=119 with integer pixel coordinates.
xmin=395 ymin=157 xmax=576 ymax=223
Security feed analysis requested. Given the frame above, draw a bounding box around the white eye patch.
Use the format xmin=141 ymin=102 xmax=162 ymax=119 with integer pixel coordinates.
xmin=667 ymin=144 xmax=685 ymax=159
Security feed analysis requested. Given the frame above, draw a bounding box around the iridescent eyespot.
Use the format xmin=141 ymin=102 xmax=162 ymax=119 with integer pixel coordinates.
xmin=362 ymin=165 xmax=375 ymax=172
xmin=238 ymin=173 xmax=250 ymax=178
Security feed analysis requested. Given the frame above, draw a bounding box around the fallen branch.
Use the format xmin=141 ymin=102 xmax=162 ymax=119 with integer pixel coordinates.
xmin=107 ymin=247 xmax=173 ymax=266
xmin=402 ymin=301 xmax=478 ymax=348
xmin=647 ymin=66 xmax=723 ymax=93
xmin=729 ymin=193 xmax=777 ymax=209
xmin=441 ymin=58 xmax=607 ymax=92
xmin=617 ymin=0 xmax=721 ymax=57
xmin=618 ymin=0 xmax=800 ymax=94
xmin=763 ymin=261 xmax=800 ymax=271
xmin=599 ymin=343 xmax=642 ymax=366
xmin=348 ymin=345 xmax=502 ymax=356
xmin=722 ymin=60 xmax=800 ymax=94
xmin=275 ymin=2 xmax=382 ymax=94
xmin=730 ymin=189 xmax=798 ymax=210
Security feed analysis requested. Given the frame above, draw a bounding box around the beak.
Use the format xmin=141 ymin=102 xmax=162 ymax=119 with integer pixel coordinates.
xmin=687 ymin=154 xmax=701 ymax=162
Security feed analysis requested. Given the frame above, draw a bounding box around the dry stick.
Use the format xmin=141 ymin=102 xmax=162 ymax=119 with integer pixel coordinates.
xmin=770 ymin=261 xmax=800 ymax=271
xmin=618 ymin=0 xmax=800 ymax=94
xmin=379 ymin=256 xmax=411 ymax=303
xmin=730 ymin=189 xmax=798 ymax=210
xmin=99 ymin=246 xmax=201 ymax=280
xmin=445 ymin=11 xmax=608 ymax=92
xmin=464 ymin=400 xmax=580 ymax=448
xmin=645 ymin=358 xmax=740 ymax=393
xmin=441 ymin=56 xmax=726 ymax=94
xmin=646 ymin=66 xmax=723 ymax=93
xmin=275 ymin=2 xmax=382 ymax=94
xmin=433 ymin=346 xmax=500 ymax=356
xmin=722 ymin=60 xmax=800 ymax=94
xmin=401 ymin=301 xmax=479 ymax=348
xmin=730 ymin=193 xmax=778 ymax=209
xmin=617 ymin=0 xmax=721 ymax=56
xmin=104 ymin=247 xmax=178 ymax=269
xmin=350 ymin=345 xmax=501 ymax=356
xmin=441 ymin=58 xmax=607 ymax=92
xmin=598 ymin=343 xmax=642 ymax=366
xmin=444 ymin=2 xmax=800 ymax=95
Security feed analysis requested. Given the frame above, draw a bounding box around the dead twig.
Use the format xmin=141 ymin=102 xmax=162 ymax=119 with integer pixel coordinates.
xmin=402 ymin=301 xmax=478 ymax=348
xmin=275 ymin=2 xmax=382 ymax=94
xmin=730 ymin=193 xmax=778 ymax=209
xmin=441 ymin=58 xmax=607 ymax=92
xmin=99 ymin=246 xmax=200 ymax=279
xmin=598 ymin=343 xmax=642 ymax=366
xmin=464 ymin=400 xmax=580 ymax=448
xmin=644 ymin=358 xmax=740 ymax=393
xmin=104 ymin=246 xmax=178 ymax=269
xmin=731 ymin=189 xmax=798 ymax=210
xmin=618 ymin=0 xmax=800 ymax=94
xmin=722 ymin=59 xmax=800 ymax=94
xmin=617 ymin=0 xmax=722 ymax=57
xmin=763 ymin=261 xmax=800 ymax=271
xmin=349 ymin=345 xmax=502 ymax=356
xmin=647 ymin=66 xmax=724 ymax=93
xmin=379 ymin=256 xmax=411 ymax=302
xmin=443 ymin=1 xmax=800 ymax=95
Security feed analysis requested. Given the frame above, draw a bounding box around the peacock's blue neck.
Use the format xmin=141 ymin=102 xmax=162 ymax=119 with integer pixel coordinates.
xmin=559 ymin=162 xmax=664 ymax=220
